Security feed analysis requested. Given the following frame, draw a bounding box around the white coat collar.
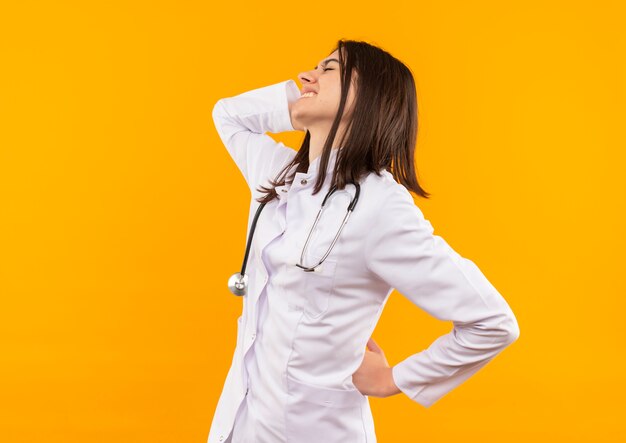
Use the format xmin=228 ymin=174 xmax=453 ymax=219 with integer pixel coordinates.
xmin=303 ymin=146 xmax=340 ymax=177
xmin=275 ymin=147 xmax=340 ymax=198
xmin=290 ymin=146 xmax=340 ymax=178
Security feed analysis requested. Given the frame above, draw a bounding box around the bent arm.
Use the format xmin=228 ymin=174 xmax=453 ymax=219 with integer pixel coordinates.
xmin=211 ymin=79 xmax=301 ymax=193
xmin=365 ymin=186 xmax=520 ymax=408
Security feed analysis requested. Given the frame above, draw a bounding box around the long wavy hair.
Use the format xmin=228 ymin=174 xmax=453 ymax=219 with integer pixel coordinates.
xmin=255 ymin=38 xmax=430 ymax=204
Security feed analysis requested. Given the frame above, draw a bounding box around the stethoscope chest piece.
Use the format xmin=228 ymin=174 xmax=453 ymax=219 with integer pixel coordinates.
xmin=228 ymin=272 xmax=248 ymax=296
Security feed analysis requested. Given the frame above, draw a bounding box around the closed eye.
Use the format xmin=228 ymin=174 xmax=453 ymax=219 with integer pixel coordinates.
xmin=323 ymin=68 xmax=334 ymax=72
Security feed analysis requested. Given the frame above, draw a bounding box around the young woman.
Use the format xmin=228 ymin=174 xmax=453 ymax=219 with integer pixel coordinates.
xmin=208 ymin=39 xmax=520 ymax=443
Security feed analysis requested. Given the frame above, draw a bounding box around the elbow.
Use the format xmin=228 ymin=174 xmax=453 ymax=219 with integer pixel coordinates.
xmin=500 ymin=311 xmax=520 ymax=345
xmin=212 ymin=99 xmax=224 ymax=121
xmin=211 ymin=99 xmax=231 ymax=139
xmin=475 ymin=309 xmax=520 ymax=347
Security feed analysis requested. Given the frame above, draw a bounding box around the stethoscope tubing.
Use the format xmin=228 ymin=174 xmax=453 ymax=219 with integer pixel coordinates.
xmin=228 ymin=181 xmax=360 ymax=296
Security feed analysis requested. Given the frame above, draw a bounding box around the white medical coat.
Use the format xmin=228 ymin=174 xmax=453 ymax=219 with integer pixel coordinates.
xmin=207 ymin=79 xmax=520 ymax=443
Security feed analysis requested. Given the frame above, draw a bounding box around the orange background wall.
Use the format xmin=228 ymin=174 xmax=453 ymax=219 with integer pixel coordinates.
xmin=1 ymin=1 xmax=624 ymax=441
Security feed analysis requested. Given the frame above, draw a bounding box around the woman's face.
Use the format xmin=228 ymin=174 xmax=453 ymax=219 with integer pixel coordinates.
xmin=293 ymin=49 xmax=357 ymax=132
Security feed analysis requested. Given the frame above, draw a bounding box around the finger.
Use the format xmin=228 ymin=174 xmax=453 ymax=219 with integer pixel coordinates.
xmin=367 ymin=337 xmax=384 ymax=354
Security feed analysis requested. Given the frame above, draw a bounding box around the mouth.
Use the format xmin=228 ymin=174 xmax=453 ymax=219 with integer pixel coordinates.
xmin=299 ymin=91 xmax=318 ymax=99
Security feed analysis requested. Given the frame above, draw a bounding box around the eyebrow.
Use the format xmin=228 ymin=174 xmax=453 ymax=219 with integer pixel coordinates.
xmin=313 ymin=58 xmax=339 ymax=70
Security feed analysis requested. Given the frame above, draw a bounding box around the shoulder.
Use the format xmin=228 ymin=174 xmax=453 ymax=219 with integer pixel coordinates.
xmin=361 ymin=169 xmax=425 ymax=217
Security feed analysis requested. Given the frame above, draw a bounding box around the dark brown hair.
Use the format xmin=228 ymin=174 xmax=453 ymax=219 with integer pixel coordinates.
xmin=256 ymin=38 xmax=430 ymax=204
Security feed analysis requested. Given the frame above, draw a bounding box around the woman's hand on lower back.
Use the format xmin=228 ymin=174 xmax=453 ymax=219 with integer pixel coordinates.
xmin=351 ymin=337 xmax=402 ymax=398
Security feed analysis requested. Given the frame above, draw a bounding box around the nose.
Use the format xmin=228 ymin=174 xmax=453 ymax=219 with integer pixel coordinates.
xmin=297 ymin=68 xmax=318 ymax=86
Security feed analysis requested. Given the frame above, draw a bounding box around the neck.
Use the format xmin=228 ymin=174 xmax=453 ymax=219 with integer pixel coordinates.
xmin=307 ymin=122 xmax=348 ymax=164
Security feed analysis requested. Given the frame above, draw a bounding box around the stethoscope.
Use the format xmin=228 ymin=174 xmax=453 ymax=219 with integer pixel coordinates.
xmin=227 ymin=182 xmax=361 ymax=296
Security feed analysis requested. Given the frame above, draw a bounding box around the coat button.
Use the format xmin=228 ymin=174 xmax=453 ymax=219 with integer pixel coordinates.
xmin=219 ymin=436 xmax=224 ymax=441
xmin=300 ymin=179 xmax=307 ymax=185
xmin=251 ymin=333 xmax=256 ymax=340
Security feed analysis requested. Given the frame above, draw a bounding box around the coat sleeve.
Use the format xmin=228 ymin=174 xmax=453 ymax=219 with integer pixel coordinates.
xmin=211 ymin=79 xmax=301 ymax=193
xmin=364 ymin=185 xmax=520 ymax=408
